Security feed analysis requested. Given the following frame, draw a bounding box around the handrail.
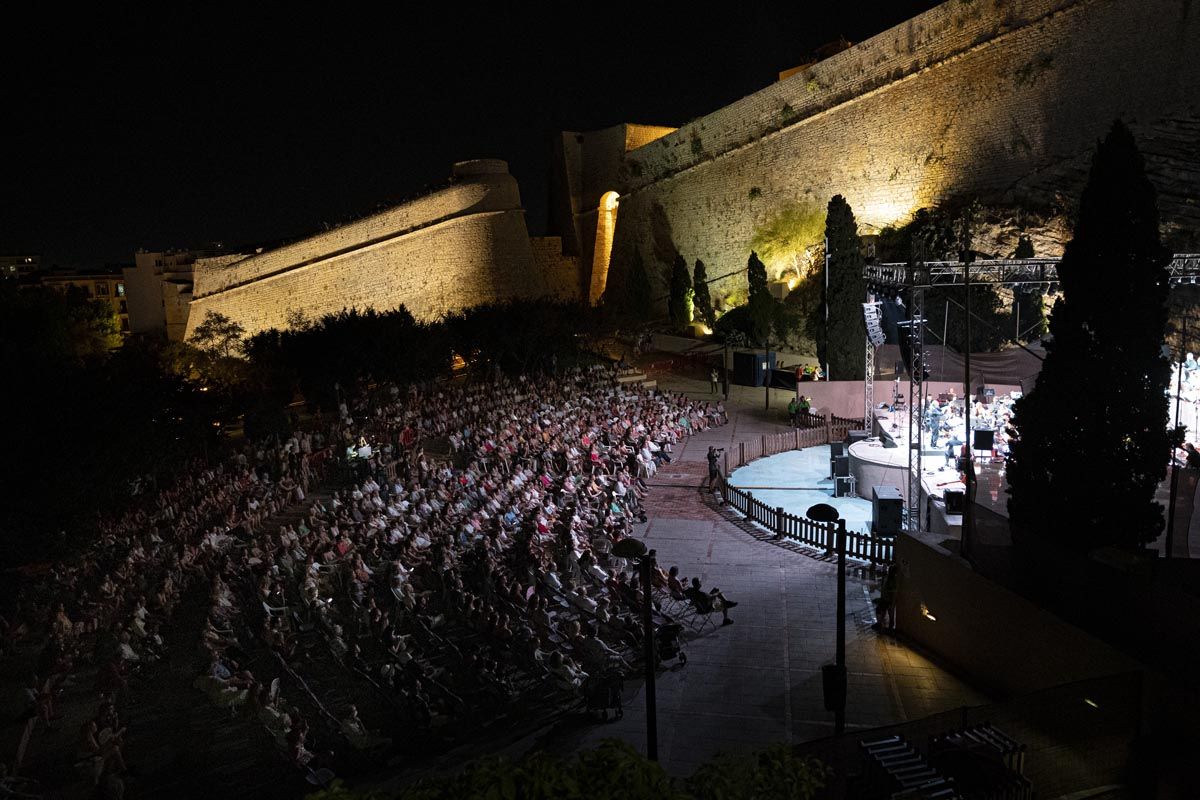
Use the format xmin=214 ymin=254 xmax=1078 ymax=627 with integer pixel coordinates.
xmin=718 ymin=418 xmax=893 ymax=566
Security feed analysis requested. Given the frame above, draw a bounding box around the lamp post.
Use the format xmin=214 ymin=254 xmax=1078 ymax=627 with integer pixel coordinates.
xmin=807 ymin=503 xmax=847 ymax=735
xmin=612 ymin=537 xmax=657 ymax=759
xmin=1167 ymin=315 xmax=1187 ymax=558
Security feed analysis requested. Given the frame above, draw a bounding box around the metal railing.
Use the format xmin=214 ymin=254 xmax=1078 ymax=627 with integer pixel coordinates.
xmin=718 ymin=416 xmax=895 ymax=566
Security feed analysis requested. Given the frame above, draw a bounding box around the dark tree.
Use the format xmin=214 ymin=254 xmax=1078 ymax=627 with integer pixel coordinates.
xmin=1007 ymin=120 xmax=1171 ymax=550
xmin=693 ymin=259 xmax=715 ymax=328
xmin=746 ymin=251 xmax=773 ymax=345
xmin=817 ymin=195 xmax=867 ymax=379
xmin=624 ymin=248 xmax=655 ymax=322
xmin=1011 ymin=236 xmax=1047 ymax=342
xmin=667 ymin=253 xmax=693 ymax=329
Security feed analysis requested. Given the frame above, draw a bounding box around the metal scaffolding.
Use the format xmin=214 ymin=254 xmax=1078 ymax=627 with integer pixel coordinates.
xmin=859 ymin=253 xmax=1200 ymax=535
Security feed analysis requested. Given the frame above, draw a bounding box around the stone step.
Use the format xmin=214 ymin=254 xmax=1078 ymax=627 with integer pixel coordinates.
xmin=616 ymin=372 xmax=649 ymax=384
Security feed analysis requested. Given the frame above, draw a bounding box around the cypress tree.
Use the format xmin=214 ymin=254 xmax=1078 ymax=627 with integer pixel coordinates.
xmin=668 ymin=253 xmax=693 ymax=329
xmin=1007 ymin=120 xmax=1171 ymax=550
xmin=693 ymin=259 xmax=715 ymax=328
xmin=819 ymin=195 xmax=867 ymax=379
xmin=624 ymin=248 xmax=654 ymax=323
xmin=1011 ymin=236 xmax=1046 ymax=342
xmin=747 ymin=251 xmax=773 ymax=345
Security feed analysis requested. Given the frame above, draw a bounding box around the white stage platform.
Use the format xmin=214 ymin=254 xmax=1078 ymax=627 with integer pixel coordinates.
xmin=846 ymin=407 xmax=1003 ymax=536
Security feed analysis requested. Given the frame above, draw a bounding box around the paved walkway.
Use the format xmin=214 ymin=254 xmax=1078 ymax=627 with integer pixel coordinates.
xmin=557 ymin=374 xmax=990 ymax=775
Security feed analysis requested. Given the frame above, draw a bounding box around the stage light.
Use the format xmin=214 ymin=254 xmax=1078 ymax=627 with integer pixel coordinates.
xmin=920 ymin=603 xmax=937 ymax=622
xmin=1083 ymin=698 xmax=1100 ymax=709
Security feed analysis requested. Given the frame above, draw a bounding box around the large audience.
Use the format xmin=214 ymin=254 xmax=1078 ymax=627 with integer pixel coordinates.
xmin=3 ymin=363 xmax=727 ymax=793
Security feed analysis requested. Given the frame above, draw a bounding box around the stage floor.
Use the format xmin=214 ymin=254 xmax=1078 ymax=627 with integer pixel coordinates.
xmin=727 ymin=446 xmax=874 ymax=534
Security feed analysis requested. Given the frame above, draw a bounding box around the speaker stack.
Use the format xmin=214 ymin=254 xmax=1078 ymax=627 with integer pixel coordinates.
xmin=872 ymin=486 xmax=904 ymax=536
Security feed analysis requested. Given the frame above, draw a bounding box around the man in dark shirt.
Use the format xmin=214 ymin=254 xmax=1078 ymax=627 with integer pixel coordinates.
xmin=704 ymin=446 xmax=723 ymax=491
xmin=684 ymin=577 xmax=737 ymax=625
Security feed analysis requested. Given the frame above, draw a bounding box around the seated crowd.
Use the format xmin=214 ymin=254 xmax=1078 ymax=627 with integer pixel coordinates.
xmin=5 ymin=363 xmax=732 ymax=789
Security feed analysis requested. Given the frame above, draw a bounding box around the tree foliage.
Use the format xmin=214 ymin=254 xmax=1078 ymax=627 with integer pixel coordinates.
xmin=749 ymin=200 xmax=826 ymax=280
xmin=0 ymin=287 xmax=216 ymax=568
xmin=692 ymin=259 xmax=715 ymax=328
xmin=617 ymin=248 xmax=655 ymax=324
xmin=1010 ymin=235 xmax=1047 ymax=342
xmin=667 ymin=253 xmax=694 ymax=329
xmin=1007 ymin=120 xmax=1172 ymax=550
xmin=746 ymin=251 xmax=773 ymax=345
xmin=817 ymin=195 xmax=867 ymax=379
xmin=188 ymin=310 xmax=249 ymax=392
xmin=877 ymin=204 xmax=1011 ymax=353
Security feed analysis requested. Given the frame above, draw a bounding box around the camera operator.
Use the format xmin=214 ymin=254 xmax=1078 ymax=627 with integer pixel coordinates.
xmin=704 ymin=446 xmax=725 ymax=491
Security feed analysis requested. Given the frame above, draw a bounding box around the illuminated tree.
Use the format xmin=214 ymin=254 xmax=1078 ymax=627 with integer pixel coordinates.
xmin=668 ymin=253 xmax=694 ymax=329
xmin=693 ymin=258 xmax=715 ymax=328
xmin=1007 ymin=120 xmax=1171 ymax=550
xmin=817 ymin=195 xmax=867 ymax=379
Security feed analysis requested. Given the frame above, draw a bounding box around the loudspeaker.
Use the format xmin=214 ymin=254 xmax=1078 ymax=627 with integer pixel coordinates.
xmin=872 ymin=486 xmax=904 ymax=536
xmin=846 ymin=430 xmax=869 ymax=446
xmin=943 ymin=489 xmax=966 ymax=515
xmin=830 ymin=442 xmax=847 ymax=458
xmin=833 ymin=455 xmax=850 ymax=478
xmin=973 ymin=429 xmax=995 ymax=451
xmin=863 ymin=302 xmax=886 ymax=347
xmin=879 ymin=430 xmax=899 ymax=449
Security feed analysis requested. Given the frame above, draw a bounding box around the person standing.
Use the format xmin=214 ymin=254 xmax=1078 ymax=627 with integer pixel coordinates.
xmin=704 ymin=446 xmax=724 ymax=492
xmin=710 ymin=368 xmax=719 ymax=395
xmin=873 ymin=564 xmax=901 ymax=633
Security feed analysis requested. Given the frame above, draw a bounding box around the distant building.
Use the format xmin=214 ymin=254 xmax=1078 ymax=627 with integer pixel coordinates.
xmin=124 ymin=247 xmax=249 ymax=341
xmin=0 ymin=254 xmax=41 ymax=283
xmin=40 ymin=266 xmax=131 ymax=334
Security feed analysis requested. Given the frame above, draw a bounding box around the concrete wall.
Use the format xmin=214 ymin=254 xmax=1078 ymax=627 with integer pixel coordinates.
xmin=895 ymin=533 xmax=1142 ymax=697
xmin=602 ymin=0 xmax=1200 ymax=303
xmin=187 ymin=161 xmax=575 ymax=339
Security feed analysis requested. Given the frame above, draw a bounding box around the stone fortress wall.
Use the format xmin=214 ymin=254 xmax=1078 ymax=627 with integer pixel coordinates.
xmin=587 ymin=0 xmax=1200 ymax=302
xmin=189 ymin=0 xmax=1199 ymax=338
xmin=186 ymin=160 xmax=562 ymax=339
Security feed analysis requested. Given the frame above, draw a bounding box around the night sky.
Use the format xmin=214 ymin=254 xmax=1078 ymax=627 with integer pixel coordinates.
xmin=3 ymin=3 xmax=939 ymax=267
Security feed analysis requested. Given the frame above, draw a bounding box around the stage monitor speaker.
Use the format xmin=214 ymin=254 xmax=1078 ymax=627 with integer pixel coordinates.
xmin=830 ymin=442 xmax=847 ymax=458
xmin=833 ymin=455 xmax=850 ymax=478
xmin=973 ymin=429 xmax=995 ymax=451
xmin=878 ymin=430 xmax=899 ymax=449
xmin=943 ymin=489 xmax=966 ymax=515
xmin=872 ymin=486 xmax=904 ymax=536
xmin=846 ymin=430 xmax=869 ymax=446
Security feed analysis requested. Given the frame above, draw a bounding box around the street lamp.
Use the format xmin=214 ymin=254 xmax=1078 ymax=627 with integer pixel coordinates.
xmin=806 ymin=502 xmax=847 ymax=735
xmin=612 ymin=537 xmax=658 ymax=760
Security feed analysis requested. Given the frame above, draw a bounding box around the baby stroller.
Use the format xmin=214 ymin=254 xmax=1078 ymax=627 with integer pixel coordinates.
xmin=585 ymin=664 xmax=625 ymax=722
xmin=655 ymin=622 xmax=687 ymax=667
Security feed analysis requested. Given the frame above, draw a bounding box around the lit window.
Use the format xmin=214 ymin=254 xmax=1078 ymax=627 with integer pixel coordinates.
xmin=117 ymin=283 xmax=125 ymax=296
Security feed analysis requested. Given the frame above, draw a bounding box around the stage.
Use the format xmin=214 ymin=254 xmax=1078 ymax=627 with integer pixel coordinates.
xmin=726 ymin=447 xmax=874 ymax=535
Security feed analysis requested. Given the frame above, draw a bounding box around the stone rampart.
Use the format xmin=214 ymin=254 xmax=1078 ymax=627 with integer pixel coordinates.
xmin=604 ymin=0 xmax=1200 ymax=302
xmin=187 ymin=160 xmax=571 ymax=339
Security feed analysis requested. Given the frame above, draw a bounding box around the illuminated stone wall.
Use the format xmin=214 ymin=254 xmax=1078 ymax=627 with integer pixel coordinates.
xmin=187 ymin=160 xmax=571 ymax=339
xmin=602 ymin=0 xmax=1200 ymax=302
